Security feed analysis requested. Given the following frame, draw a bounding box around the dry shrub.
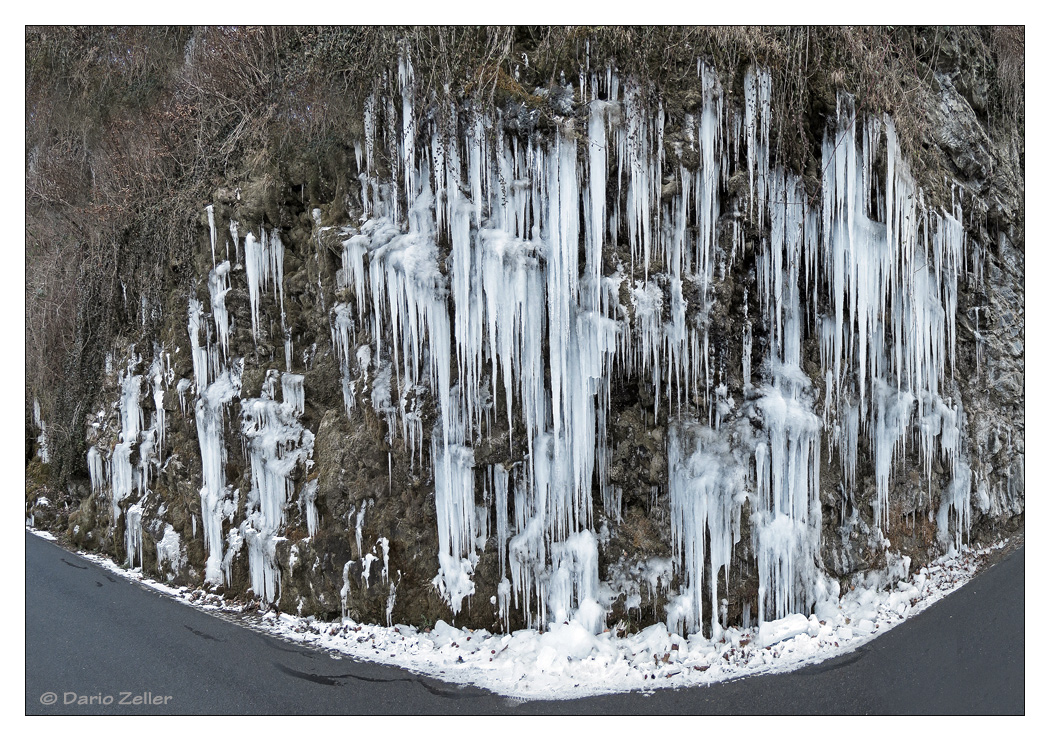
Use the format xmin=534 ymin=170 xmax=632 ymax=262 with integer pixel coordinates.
xmin=992 ymin=26 xmax=1024 ymax=131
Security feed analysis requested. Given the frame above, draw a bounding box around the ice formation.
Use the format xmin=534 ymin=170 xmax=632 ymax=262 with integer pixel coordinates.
xmin=242 ymin=227 xmax=286 ymax=343
xmin=32 ymin=398 xmax=49 ymax=463
xmin=188 ymin=225 xmax=315 ymax=600
xmin=83 ymin=346 xmax=174 ymax=569
xmin=82 ymin=57 xmax=984 ymax=639
xmin=240 ymin=370 xmax=315 ymax=603
xmin=320 ymin=61 xmax=978 ymax=634
xmin=155 ymin=524 xmax=184 ymax=577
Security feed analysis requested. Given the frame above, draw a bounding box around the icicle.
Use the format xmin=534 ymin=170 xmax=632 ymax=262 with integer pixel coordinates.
xmin=355 ymin=500 xmax=368 ymax=560
xmin=87 ymin=446 xmax=107 ymax=493
xmin=125 ymin=503 xmax=144 ymax=569
xmin=240 ymin=378 xmax=314 ymax=603
xmin=206 ymin=204 xmax=217 ymax=268
xmin=32 ymin=398 xmax=49 ymax=463
xmin=209 ymin=261 xmax=231 ymax=358
xmin=243 ymin=228 xmax=286 ymax=343
xmin=150 ymin=354 xmax=166 ymax=455
xmin=281 ymin=372 xmax=305 ymax=416
xmin=301 ymin=479 xmax=319 ymax=537
xmin=668 ymin=422 xmax=746 ymax=638
xmin=331 ymin=303 xmax=357 ymax=414
xmin=188 ymin=299 xmax=210 ymax=391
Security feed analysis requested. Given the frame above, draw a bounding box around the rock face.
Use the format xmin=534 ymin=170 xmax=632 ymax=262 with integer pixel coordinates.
xmin=27 ymin=35 xmax=1024 ymax=639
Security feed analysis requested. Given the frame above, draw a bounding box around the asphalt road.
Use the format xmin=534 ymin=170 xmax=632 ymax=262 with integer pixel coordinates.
xmin=26 ymin=531 xmax=1023 ymax=714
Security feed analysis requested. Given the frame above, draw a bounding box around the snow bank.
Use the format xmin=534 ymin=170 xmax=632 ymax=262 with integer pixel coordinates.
xmin=29 ymin=526 xmax=1004 ymax=701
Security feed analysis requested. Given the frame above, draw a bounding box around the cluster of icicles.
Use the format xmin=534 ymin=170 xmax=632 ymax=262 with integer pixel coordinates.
xmin=87 ymin=56 xmax=976 ymax=640
xmin=88 ymin=209 xmax=317 ymax=605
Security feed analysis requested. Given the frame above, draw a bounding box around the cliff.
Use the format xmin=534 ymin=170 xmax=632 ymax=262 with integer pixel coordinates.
xmin=26 ymin=26 xmax=1024 ymax=637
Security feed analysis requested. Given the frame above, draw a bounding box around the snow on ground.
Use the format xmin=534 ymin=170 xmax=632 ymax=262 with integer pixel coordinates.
xmin=27 ymin=526 xmax=1005 ymax=701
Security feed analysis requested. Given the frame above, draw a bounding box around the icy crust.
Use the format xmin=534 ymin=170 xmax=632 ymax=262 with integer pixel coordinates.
xmin=26 ymin=527 xmax=1002 ymax=701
